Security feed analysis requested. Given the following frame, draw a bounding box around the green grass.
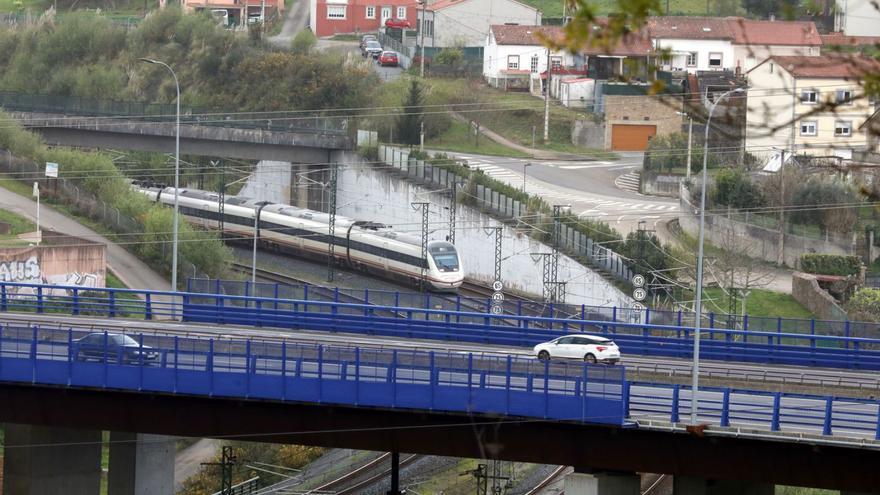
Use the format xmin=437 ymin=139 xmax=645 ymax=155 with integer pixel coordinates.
xmin=427 ymin=120 xmax=531 ymax=157
xmin=425 ymin=78 xmax=617 ymax=159
xmin=0 ymin=208 xmax=35 ymax=236
xmin=329 ymin=33 xmax=360 ymax=41
xmin=703 ymin=288 xmax=813 ymax=319
xmin=775 ymin=487 xmax=835 ymax=495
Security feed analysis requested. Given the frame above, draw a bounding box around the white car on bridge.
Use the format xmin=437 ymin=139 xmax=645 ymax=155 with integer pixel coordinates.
xmin=534 ymin=334 xmax=620 ymax=364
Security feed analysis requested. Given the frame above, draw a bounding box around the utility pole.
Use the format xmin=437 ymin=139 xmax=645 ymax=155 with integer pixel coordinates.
xmin=521 ymin=162 xmax=531 ymax=193
xmin=485 ymin=226 xmax=503 ymax=283
xmin=462 ymin=463 xmax=509 ymax=495
xmin=216 ymin=160 xmax=225 ymax=239
xmin=412 ymin=202 xmax=430 ymax=291
xmin=327 ymin=163 xmax=338 ymax=282
xmin=447 ymin=184 xmax=458 ymax=244
xmin=544 ymin=49 xmax=551 ymax=144
xmin=551 ymin=205 xmax=569 ymax=302
xmin=201 ymin=446 xmax=236 ymax=495
xmin=686 ymin=115 xmax=693 ymax=180
xmin=419 ymin=0 xmax=426 ymax=78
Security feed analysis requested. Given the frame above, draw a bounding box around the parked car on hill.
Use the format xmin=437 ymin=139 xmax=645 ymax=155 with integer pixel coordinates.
xmin=363 ymin=40 xmax=383 ymax=59
xmin=360 ymin=34 xmax=377 ymax=50
xmin=385 ymin=18 xmax=411 ymax=29
xmin=378 ymin=51 xmax=399 ymax=66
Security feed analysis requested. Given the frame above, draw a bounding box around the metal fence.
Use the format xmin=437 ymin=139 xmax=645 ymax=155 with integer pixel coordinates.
xmin=0 ymin=322 xmax=626 ymax=426
xmin=377 ymin=145 xmax=633 ymax=284
xmin=0 ymin=91 xmax=348 ymax=135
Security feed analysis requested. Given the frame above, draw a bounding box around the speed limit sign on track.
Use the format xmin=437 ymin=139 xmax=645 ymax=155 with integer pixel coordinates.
xmin=632 ymin=274 xmax=645 ymax=288
xmin=492 ymin=280 xmax=503 ymax=292
xmin=633 ymin=287 xmax=647 ymax=301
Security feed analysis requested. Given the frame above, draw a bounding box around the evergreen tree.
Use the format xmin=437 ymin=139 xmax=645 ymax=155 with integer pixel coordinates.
xmin=396 ymin=79 xmax=424 ymax=145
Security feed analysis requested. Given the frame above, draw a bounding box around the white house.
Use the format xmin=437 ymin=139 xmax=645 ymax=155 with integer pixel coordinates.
xmin=728 ymin=19 xmax=822 ymax=72
xmin=417 ymin=0 xmax=541 ymax=48
xmin=835 ymin=0 xmax=880 ymax=36
xmin=745 ymin=55 xmax=880 ymax=159
xmin=648 ymin=16 xmax=822 ymax=73
xmin=649 ymin=17 xmax=735 ymax=72
xmin=483 ymin=25 xmax=579 ymax=90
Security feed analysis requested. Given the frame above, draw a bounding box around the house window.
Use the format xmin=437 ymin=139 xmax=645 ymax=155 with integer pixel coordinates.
xmin=769 ymin=63 xmax=774 ymax=73
xmin=507 ymin=55 xmax=520 ymax=70
xmin=708 ymin=52 xmax=722 ymax=67
xmin=381 ymin=6 xmax=391 ymax=22
xmin=686 ymin=52 xmax=697 ymax=67
xmin=422 ymin=19 xmax=433 ymax=37
xmin=396 ymin=6 xmax=406 ymax=18
xmin=366 ymin=6 xmax=375 ymax=18
xmin=530 ymin=55 xmax=539 ymax=73
xmin=835 ymin=120 xmax=852 ymax=137
xmin=327 ymin=5 xmax=346 ymax=18
xmin=550 ymin=56 xmax=562 ymax=70
xmin=836 ymin=89 xmax=854 ymax=105
xmin=800 ymin=121 xmax=817 ymax=136
xmin=800 ymin=89 xmax=818 ymax=104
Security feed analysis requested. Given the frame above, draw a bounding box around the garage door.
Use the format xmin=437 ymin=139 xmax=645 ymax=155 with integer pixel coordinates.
xmin=611 ymin=124 xmax=657 ymax=151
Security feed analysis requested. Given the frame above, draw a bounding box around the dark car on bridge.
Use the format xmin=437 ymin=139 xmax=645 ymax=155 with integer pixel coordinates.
xmin=73 ymin=333 xmax=159 ymax=364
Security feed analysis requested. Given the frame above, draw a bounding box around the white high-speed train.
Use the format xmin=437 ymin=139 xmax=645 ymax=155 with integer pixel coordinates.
xmin=134 ymin=183 xmax=464 ymax=291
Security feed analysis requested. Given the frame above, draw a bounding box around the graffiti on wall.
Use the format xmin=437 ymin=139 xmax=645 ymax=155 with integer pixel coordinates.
xmin=0 ymin=255 xmax=101 ymax=296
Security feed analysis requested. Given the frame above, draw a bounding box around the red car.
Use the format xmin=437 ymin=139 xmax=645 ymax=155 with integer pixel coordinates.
xmin=378 ymin=51 xmax=399 ymax=67
xmin=384 ymin=18 xmax=411 ymax=29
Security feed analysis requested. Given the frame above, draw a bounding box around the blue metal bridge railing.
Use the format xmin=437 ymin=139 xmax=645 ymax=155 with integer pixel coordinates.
xmin=0 ymin=281 xmax=879 ymax=371
xmin=0 ymin=324 xmax=626 ymax=426
xmin=0 ymin=322 xmax=878 ymax=441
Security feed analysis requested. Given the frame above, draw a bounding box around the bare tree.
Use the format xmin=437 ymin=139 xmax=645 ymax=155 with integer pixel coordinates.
xmin=710 ymin=223 xmax=776 ymax=320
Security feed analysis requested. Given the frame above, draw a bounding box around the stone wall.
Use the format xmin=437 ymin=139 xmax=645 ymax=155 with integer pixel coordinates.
xmin=791 ymin=272 xmax=848 ymax=322
xmin=571 ymin=119 xmax=605 ymax=149
xmin=640 ymin=171 xmax=682 ymax=197
xmin=603 ymin=95 xmax=681 ymax=150
xmin=0 ymin=232 xmax=106 ymax=294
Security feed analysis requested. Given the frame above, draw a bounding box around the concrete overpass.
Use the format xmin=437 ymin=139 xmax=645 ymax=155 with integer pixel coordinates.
xmin=10 ymin=111 xmax=352 ymax=163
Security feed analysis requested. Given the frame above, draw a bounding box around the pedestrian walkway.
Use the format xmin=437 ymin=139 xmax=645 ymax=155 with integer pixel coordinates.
xmin=0 ymin=186 xmax=169 ymax=292
xmin=614 ymin=171 xmax=641 ymax=194
xmin=451 ymin=113 xmax=592 ymax=161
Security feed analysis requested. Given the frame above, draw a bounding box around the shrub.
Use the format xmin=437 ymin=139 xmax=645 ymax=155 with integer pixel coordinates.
xmin=434 ymin=48 xmax=463 ymax=66
xmin=845 ymin=288 xmax=880 ymax=322
xmin=291 ymin=29 xmax=316 ymax=55
xmin=790 ymin=177 xmax=859 ymax=234
xmin=799 ymin=254 xmax=862 ymax=276
xmin=712 ymin=167 xmax=765 ymax=209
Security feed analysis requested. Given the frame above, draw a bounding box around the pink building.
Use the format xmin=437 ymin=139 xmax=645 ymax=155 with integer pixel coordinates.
xmin=309 ymin=0 xmax=419 ymax=37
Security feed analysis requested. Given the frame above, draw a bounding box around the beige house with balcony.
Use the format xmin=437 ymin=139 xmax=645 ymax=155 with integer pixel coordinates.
xmin=745 ymin=55 xmax=880 ymax=160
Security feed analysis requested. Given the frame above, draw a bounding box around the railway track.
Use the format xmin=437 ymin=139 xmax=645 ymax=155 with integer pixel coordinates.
xmin=308 ymin=452 xmax=422 ymax=495
xmin=524 ymin=468 xmax=667 ymax=495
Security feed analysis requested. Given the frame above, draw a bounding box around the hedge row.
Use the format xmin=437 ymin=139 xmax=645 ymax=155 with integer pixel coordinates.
xmin=799 ymin=254 xmax=862 ymax=276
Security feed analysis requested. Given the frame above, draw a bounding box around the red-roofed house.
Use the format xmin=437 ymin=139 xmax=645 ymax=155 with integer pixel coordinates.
xmin=746 ymin=55 xmax=880 ymax=158
xmin=417 ymin=0 xmax=541 ymax=48
xmin=648 ymin=16 xmax=821 ymax=73
xmin=308 ymin=0 xmax=419 ymax=37
xmin=728 ymin=19 xmax=822 ymax=71
xmin=483 ymin=25 xmax=579 ymax=91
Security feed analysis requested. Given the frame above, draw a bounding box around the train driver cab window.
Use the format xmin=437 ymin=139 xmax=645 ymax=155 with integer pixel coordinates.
xmin=428 ymin=243 xmax=459 ymax=272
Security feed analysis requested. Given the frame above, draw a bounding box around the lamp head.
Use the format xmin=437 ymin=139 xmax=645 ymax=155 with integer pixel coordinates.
xmin=139 ymin=58 xmax=159 ymax=64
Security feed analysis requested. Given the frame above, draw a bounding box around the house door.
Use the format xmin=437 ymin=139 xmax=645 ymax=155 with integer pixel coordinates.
xmin=381 ymin=6 xmax=392 ymax=23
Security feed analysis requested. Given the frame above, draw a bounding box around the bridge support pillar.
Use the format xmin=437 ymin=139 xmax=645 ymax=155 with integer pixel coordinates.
xmin=564 ymin=470 xmax=640 ymax=495
xmin=2 ymin=423 xmax=102 ymax=495
xmin=673 ymin=476 xmax=774 ymax=495
xmin=107 ymin=432 xmax=175 ymax=495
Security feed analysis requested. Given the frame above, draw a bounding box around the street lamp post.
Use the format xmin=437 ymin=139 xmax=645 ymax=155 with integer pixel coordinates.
xmin=691 ymin=87 xmax=745 ymax=425
xmin=677 ymin=111 xmax=694 ymax=180
xmin=521 ymin=162 xmax=531 ymax=192
xmin=140 ymin=58 xmax=180 ymax=293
